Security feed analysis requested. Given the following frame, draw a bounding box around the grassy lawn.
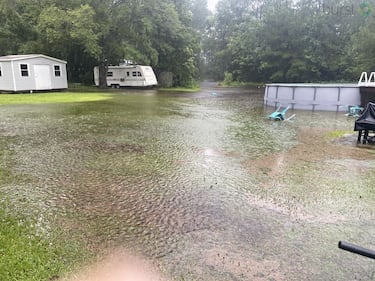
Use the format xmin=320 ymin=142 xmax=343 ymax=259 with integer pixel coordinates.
xmin=158 ymin=86 xmax=200 ymax=92
xmin=218 ymin=81 xmax=265 ymax=88
xmin=326 ymin=130 xmax=354 ymax=138
xmin=0 ymin=138 xmax=90 ymax=281
xmin=0 ymin=207 xmax=89 ymax=281
xmin=0 ymin=92 xmax=113 ymax=105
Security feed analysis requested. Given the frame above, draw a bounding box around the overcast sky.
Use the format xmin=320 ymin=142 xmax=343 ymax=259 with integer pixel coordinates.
xmin=207 ymin=0 xmax=218 ymax=12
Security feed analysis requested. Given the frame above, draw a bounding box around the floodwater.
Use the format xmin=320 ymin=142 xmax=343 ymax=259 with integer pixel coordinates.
xmin=1 ymin=84 xmax=375 ymax=280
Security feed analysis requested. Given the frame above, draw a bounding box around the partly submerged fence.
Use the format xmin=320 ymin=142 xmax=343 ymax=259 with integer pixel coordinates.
xmin=264 ymin=83 xmax=360 ymax=112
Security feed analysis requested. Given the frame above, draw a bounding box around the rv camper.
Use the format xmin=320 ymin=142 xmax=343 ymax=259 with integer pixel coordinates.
xmin=94 ymin=65 xmax=158 ymax=88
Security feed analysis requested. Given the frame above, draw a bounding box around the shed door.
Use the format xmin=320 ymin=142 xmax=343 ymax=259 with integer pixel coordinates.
xmin=34 ymin=65 xmax=52 ymax=89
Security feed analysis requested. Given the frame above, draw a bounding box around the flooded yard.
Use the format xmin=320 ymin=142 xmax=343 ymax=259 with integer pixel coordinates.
xmin=0 ymin=85 xmax=374 ymax=280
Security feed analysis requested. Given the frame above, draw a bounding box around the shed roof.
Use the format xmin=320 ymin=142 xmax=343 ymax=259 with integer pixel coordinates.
xmin=0 ymin=54 xmax=66 ymax=64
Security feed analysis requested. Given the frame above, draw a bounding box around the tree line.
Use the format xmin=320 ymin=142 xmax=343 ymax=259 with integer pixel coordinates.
xmin=0 ymin=0 xmax=208 ymax=87
xmin=204 ymin=0 xmax=375 ymax=83
xmin=1 ymin=0 xmax=375 ymax=86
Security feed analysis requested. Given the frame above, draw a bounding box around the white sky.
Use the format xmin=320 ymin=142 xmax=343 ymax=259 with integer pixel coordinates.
xmin=207 ymin=0 xmax=218 ymax=12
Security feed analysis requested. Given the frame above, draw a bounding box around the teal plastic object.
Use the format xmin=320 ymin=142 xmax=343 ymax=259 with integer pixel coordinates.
xmin=268 ymin=105 xmax=290 ymax=121
xmin=346 ymin=105 xmax=363 ymax=117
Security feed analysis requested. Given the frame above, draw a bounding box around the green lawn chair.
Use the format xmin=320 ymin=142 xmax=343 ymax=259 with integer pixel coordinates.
xmin=268 ymin=105 xmax=290 ymax=121
xmin=346 ymin=105 xmax=363 ymax=117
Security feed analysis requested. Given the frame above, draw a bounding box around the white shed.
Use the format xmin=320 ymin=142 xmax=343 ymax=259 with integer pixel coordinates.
xmin=0 ymin=54 xmax=68 ymax=92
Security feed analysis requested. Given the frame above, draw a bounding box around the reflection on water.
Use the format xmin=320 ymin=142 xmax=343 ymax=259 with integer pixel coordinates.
xmin=0 ymin=87 xmax=375 ymax=280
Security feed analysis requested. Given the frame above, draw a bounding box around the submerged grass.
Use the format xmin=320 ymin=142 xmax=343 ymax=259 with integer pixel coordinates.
xmin=0 ymin=92 xmax=113 ymax=105
xmin=0 ymin=139 xmax=13 ymax=185
xmin=1 ymin=88 xmax=374 ymax=280
xmin=0 ymin=137 xmax=90 ymax=280
xmin=326 ymin=130 xmax=354 ymax=138
xmin=218 ymin=81 xmax=265 ymax=88
xmin=0 ymin=206 xmax=90 ymax=281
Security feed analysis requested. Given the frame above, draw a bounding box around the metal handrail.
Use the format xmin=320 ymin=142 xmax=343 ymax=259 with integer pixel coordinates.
xmin=338 ymin=241 xmax=375 ymax=259
xmin=358 ymin=72 xmax=375 ymax=87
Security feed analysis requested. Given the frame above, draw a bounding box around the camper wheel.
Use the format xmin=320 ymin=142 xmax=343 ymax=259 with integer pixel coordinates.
xmin=110 ymin=84 xmax=120 ymax=89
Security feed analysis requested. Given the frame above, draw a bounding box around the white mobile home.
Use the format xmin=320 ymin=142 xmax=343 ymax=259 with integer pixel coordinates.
xmin=94 ymin=65 xmax=158 ymax=88
xmin=0 ymin=54 xmax=68 ymax=92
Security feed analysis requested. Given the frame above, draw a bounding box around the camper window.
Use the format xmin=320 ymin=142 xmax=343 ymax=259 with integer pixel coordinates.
xmin=132 ymin=71 xmax=137 ymax=77
xmin=107 ymin=71 xmax=113 ymax=77
xmin=20 ymin=64 xmax=29 ymax=77
xmin=0 ymin=64 xmax=2 ymax=77
xmin=54 ymin=65 xmax=61 ymax=77
xmin=127 ymin=72 xmax=130 ymax=77
xmin=138 ymin=72 xmax=142 ymax=77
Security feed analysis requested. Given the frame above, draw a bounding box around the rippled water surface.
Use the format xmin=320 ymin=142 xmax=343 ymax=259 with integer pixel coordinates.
xmin=1 ymin=85 xmax=375 ymax=280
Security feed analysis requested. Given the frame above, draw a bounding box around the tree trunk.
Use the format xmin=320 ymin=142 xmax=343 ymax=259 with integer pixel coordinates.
xmin=98 ymin=61 xmax=107 ymax=88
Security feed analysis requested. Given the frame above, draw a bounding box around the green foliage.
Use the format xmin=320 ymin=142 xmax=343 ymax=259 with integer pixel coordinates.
xmin=158 ymin=72 xmax=174 ymax=88
xmin=4 ymin=0 xmax=375 ymax=85
xmin=191 ymin=0 xmax=211 ymax=33
xmin=352 ymin=9 xmax=375 ymax=73
xmin=68 ymin=5 xmax=101 ymax=58
xmin=203 ymin=0 xmax=370 ymax=83
xmin=0 ymin=0 xmax=201 ymax=87
xmin=223 ymin=71 xmax=233 ymax=84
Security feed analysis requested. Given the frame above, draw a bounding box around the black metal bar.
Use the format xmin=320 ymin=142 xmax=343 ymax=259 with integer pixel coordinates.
xmin=364 ymin=130 xmax=369 ymax=144
xmin=357 ymin=130 xmax=362 ymax=143
xmin=292 ymin=87 xmax=295 ymax=110
xmin=275 ymin=86 xmax=279 ymax=109
xmin=312 ymin=87 xmax=317 ymax=112
xmin=338 ymin=241 xmax=375 ymax=259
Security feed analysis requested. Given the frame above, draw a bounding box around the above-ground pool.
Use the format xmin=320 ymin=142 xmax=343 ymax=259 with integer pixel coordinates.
xmin=264 ymin=83 xmax=360 ymax=111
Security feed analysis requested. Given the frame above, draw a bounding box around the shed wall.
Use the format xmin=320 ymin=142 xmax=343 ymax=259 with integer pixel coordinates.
xmin=0 ymin=62 xmax=16 ymax=91
xmin=0 ymin=57 xmax=67 ymax=92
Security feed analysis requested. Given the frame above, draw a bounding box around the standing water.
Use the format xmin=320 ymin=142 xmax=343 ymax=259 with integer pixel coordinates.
xmin=0 ymin=85 xmax=374 ymax=280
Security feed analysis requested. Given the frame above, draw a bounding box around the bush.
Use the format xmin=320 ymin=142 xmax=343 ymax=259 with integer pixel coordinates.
xmin=158 ymin=72 xmax=174 ymax=88
xmin=223 ymin=72 xmax=234 ymax=85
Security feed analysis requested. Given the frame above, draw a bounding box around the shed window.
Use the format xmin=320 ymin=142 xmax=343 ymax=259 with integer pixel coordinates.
xmin=106 ymin=71 xmax=113 ymax=77
xmin=20 ymin=64 xmax=29 ymax=77
xmin=54 ymin=65 xmax=61 ymax=77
